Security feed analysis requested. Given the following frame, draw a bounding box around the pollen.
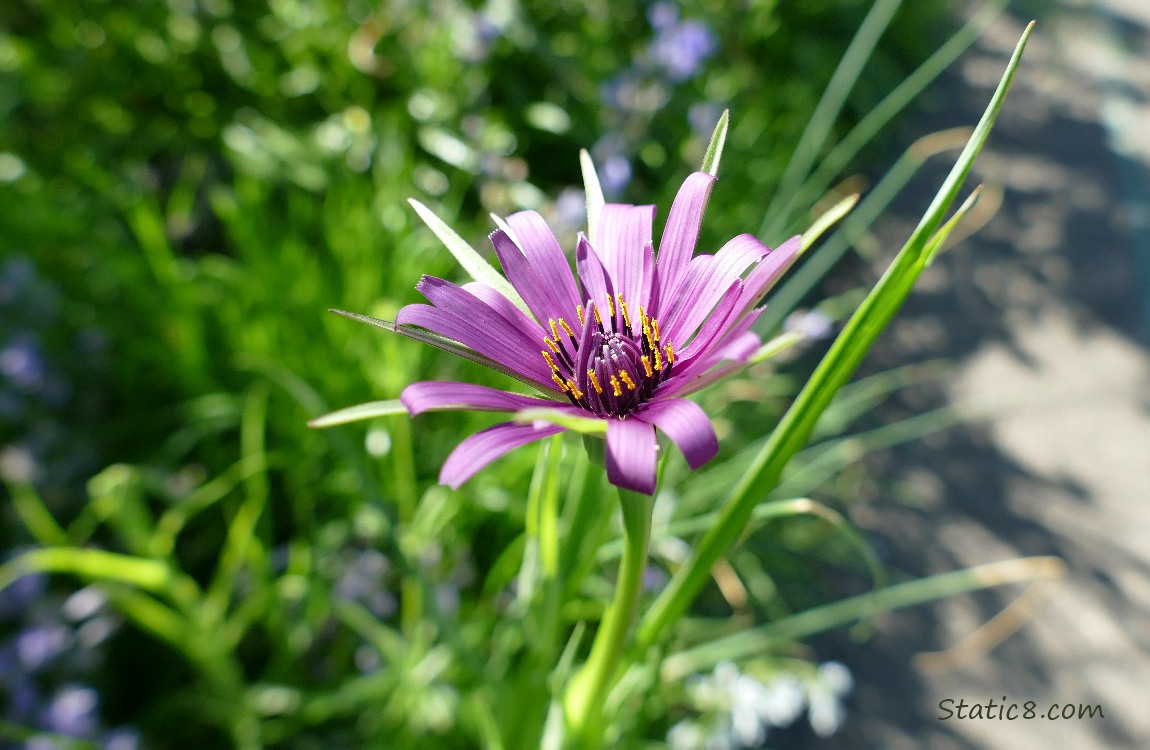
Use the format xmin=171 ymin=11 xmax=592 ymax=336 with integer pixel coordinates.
xmin=618 ymin=295 xmax=631 ymax=329
xmin=576 ymin=304 xmax=585 ymax=326
xmin=652 ymin=318 xmax=661 ymax=343
xmin=552 ymin=374 xmax=569 ymax=392
xmin=542 ymin=350 xmax=560 ymax=373
xmin=587 ymin=369 xmax=603 ymax=394
xmin=640 ymin=355 xmax=653 ymax=377
xmin=619 ymin=371 xmax=636 ymax=391
xmin=566 ymin=379 xmax=584 ymax=400
xmin=544 ymin=337 xmax=561 ymax=355
xmin=606 ymin=294 xmax=616 ymax=318
xmin=610 ymin=376 xmax=623 ymax=397
xmin=592 ymin=303 xmax=603 ymax=326
xmin=558 ymin=318 xmax=576 ymax=341
xmin=664 ymin=343 xmax=675 ymax=364
xmin=549 ymin=318 xmax=562 ymax=341
xmin=652 ymin=344 xmax=663 ymax=371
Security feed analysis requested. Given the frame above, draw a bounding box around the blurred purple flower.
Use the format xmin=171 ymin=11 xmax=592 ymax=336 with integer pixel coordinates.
xmin=16 ymin=625 xmax=71 ymax=670
xmin=1 ymin=334 xmax=45 ymax=391
xmin=649 ymin=6 xmax=717 ymax=83
xmin=42 ymin=684 xmax=99 ymax=737
xmin=338 ymin=164 xmax=801 ymax=494
xmin=106 ymin=727 xmax=141 ymax=750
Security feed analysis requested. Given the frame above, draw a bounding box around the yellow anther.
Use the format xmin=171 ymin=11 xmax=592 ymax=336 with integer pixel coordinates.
xmin=587 ymin=369 xmax=603 ymax=394
xmin=558 ymin=318 xmax=576 ymax=340
xmin=652 ymin=318 xmax=661 ymax=343
xmin=638 ymin=305 xmax=648 ymax=328
xmin=592 ymin=303 xmax=603 ymax=326
xmin=653 ymin=344 xmax=663 ymax=371
xmin=544 ymin=337 xmax=561 ymax=355
xmin=664 ymin=342 xmax=675 ymax=364
xmin=610 ymin=376 xmax=623 ymax=397
xmin=640 ymin=355 xmax=653 ymax=377
xmin=619 ymin=371 xmax=636 ymax=391
xmin=606 ymin=294 xmax=615 ymax=317
xmin=618 ymin=295 xmax=631 ymax=328
xmin=552 ymin=374 xmax=569 ymax=392
xmin=576 ymin=304 xmax=585 ymax=326
xmin=542 ymin=350 xmax=560 ymax=373
xmin=549 ymin=318 xmax=561 ymax=341
xmin=566 ymin=379 xmax=584 ymax=400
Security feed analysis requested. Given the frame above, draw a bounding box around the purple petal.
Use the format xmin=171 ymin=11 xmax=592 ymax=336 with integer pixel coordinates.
xmin=639 ymin=398 xmax=718 ymax=470
xmin=654 ymin=171 xmax=716 ymax=311
xmin=678 ymin=278 xmax=743 ymax=358
xmin=593 ymin=203 xmax=656 ymax=308
xmin=490 ymin=229 xmax=569 ymax=323
xmin=732 ymin=235 xmax=802 ymax=316
xmin=661 ymin=233 xmax=770 ymax=346
xmin=606 ymin=417 xmax=658 ymax=495
xmin=396 ymin=302 xmax=554 ymax=389
xmin=659 ymin=311 xmax=763 ymax=397
xmin=440 ymin=420 xmax=565 ymax=489
xmin=462 ymin=281 xmax=547 ymax=340
xmin=401 ymin=381 xmax=559 ymax=415
xmin=506 ymin=210 xmax=582 ymax=315
xmin=575 ymin=234 xmax=615 ymax=310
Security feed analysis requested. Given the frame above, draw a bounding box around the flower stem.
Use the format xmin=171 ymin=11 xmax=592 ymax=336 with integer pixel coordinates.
xmin=562 ymin=486 xmax=654 ymax=748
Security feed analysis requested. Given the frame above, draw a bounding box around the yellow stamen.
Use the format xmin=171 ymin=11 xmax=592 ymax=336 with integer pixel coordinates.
xmin=653 ymin=344 xmax=663 ymax=371
xmin=592 ymin=303 xmax=603 ymax=326
xmin=576 ymin=304 xmax=585 ymax=325
xmin=664 ymin=342 xmax=675 ymax=364
xmin=552 ymin=374 xmax=569 ymax=392
xmin=619 ymin=371 xmax=636 ymax=391
xmin=652 ymin=318 xmax=661 ymax=343
xmin=558 ymin=318 xmax=576 ymax=340
xmin=566 ymin=379 xmax=584 ymax=400
xmin=610 ymin=376 xmax=623 ymax=397
xmin=587 ymin=369 xmax=603 ymax=394
xmin=618 ymin=294 xmax=631 ymax=329
xmin=640 ymin=355 xmax=653 ymax=377
xmin=606 ymin=294 xmax=615 ymax=317
xmin=542 ymin=350 xmax=560 ymax=373
xmin=549 ymin=318 xmax=561 ymax=341
xmin=544 ymin=337 xmax=561 ymax=355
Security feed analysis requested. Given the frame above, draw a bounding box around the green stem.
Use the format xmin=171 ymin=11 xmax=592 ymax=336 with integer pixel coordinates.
xmin=562 ymin=487 xmax=654 ymax=748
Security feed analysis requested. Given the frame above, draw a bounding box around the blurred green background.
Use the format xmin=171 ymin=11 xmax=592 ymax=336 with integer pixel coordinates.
xmin=0 ymin=0 xmax=955 ymax=747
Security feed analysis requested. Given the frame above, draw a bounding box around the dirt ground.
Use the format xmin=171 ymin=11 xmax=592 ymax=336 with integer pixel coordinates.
xmin=804 ymin=2 xmax=1150 ymax=748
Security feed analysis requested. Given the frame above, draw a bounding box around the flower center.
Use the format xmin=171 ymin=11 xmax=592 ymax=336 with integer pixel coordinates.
xmin=540 ymin=294 xmax=675 ymax=417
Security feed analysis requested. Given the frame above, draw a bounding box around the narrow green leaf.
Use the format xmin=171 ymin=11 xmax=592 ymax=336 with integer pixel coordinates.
xmin=580 ymin=148 xmax=605 ymax=240
xmin=408 ymin=198 xmax=531 ymax=315
xmin=0 ymin=547 xmax=173 ymax=593
xmin=661 ymin=555 xmax=1064 ymax=680
xmin=924 ymin=184 xmax=983 ymax=266
xmin=308 ymin=400 xmax=408 ymax=428
xmin=514 ymin=408 xmax=607 ymax=435
xmin=637 ymin=22 xmax=1036 ymax=652
xmin=700 ymin=109 xmax=730 ymax=177
xmin=761 ymin=0 xmax=904 ymax=234
xmin=800 ymin=193 xmax=859 ymax=254
xmin=761 ymin=0 xmax=1007 ymax=239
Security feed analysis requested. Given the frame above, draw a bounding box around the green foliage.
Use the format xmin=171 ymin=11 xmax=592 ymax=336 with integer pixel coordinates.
xmin=0 ymin=1 xmax=1048 ymax=749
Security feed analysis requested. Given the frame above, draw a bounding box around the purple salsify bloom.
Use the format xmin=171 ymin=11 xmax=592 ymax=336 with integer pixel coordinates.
xmin=363 ymin=171 xmax=800 ymax=495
